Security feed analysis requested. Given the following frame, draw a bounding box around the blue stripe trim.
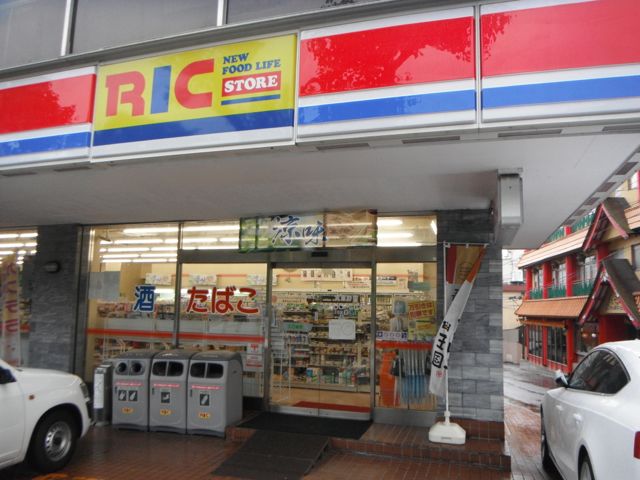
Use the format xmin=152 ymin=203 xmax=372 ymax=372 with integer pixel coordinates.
xmin=298 ymin=90 xmax=476 ymax=125
xmin=221 ymin=94 xmax=281 ymax=105
xmin=0 ymin=132 xmax=90 ymax=157
xmin=483 ymin=75 xmax=640 ymax=109
xmin=93 ymin=109 xmax=294 ymax=146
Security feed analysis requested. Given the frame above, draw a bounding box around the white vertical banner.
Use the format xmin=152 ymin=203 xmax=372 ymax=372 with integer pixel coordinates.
xmin=1 ymin=255 xmax=21 ymax=366
xmin=429 ymin=245 xmax=486 ymax=398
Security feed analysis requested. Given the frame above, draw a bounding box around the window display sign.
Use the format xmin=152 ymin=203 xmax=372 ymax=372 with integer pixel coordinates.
xmin=240 ymin=210 xmax=376 ymax=252
xmin=92 ymin=35 xmax=296 ymax=159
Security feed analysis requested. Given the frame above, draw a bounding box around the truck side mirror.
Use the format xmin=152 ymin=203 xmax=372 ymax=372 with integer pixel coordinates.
xmin=0 ymin=366 xmax=16 ymax=384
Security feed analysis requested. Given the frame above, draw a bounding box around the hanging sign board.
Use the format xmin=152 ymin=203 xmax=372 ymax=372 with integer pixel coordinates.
xmin=92 ymin=35 xmax=297 ymax=160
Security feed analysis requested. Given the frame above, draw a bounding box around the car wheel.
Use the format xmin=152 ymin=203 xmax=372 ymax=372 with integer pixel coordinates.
xmin=29 ymin=410 xmax=78 ymax=472
xmin=541 ymin=413 xmax=554 ymax=471
xmin=579 ymin=454 xmax=594 ymax=480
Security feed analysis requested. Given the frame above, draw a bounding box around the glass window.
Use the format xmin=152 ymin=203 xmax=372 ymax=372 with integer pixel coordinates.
xmin=179 ymin=262 xmax=267 ymax=397
xmin=0 ymin=228 xmax=38 ymax=366
xmin=553 ymin=263 xmax=566 ymax=288
xmin=84 ymin=223 xmax=178 ymax=381
xmin=227 ymin=0 xmax=377 ymax=24
xmin=528 ymin=325 xmax=543 ymax=357
xmin=73 ymin=0 xmax=220 ymax=53
xmin=374 ymin=262 xmax=437 ymax=412
xmin=152 ymin=361 xmax=167 ymax=376
xmin=569 ymin=350 xmax=628 ymax=394
xmin=190 ymin=362 xmax=206 ymax=378
xmin=0 ymin=0 xmax=67 ymax=68
xmin=207 ymin=363 xmax=224 ymax=378
xmin=547 ymin=327 xmax=566 ymax=364
xmin=377 ymin=215 xmax=437 ymax=248
xmin=167 ymin=361 xmax=184 ymax=376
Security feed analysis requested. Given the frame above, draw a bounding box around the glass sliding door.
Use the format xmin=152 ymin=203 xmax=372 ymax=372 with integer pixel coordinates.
xmin=269 ymin=265 xmax=372 ymax=419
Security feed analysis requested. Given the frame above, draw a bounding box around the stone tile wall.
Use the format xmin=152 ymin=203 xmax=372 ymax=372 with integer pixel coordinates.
xmin=437 ymin=210 xmax=503 ymax=422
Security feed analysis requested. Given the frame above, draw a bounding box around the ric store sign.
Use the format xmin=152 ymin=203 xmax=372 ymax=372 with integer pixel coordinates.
xmin=93 ymin=35 xmax=296 ymax=144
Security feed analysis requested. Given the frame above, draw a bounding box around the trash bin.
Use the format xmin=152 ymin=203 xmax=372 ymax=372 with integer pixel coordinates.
xmin=93 ymin=362 xmax=113 ymax=426
xmin=149 ymin=349 xmax=197 ymax=433
xmin=112 ymin=349 xmax=157 ymax=431
xmin=187 ymin=351 xmax=243 ymax=436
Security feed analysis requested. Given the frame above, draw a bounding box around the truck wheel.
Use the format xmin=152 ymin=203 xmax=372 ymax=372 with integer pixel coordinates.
xmin=29 ymin=410 xmax=78 ymax=472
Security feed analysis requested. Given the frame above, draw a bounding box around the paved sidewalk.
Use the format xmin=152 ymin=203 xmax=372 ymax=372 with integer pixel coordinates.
xmin=0 ymin=361 xmax=561 ymax=480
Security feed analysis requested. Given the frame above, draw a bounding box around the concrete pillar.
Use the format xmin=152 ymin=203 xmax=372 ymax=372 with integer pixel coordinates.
xmin=29 ymin=225 xmax=83 ymax=373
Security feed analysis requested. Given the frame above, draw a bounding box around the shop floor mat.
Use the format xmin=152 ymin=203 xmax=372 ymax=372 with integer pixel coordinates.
xmin=213 ymin=430 xmax=329 ymax=479
xmin=238 ymin=412 xmax=372 ymax=439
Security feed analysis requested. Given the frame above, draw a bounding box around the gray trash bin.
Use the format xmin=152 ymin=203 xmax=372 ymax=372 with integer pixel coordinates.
xmin=93 ymin=362 xmax=113 ymax=426
xmin=112 ymin=349 xmax=157 ymax=431
xmin=187 ymin=351 xmax=243 ymax=436
xmin=149 ymin=349 xmax=197 ymax=433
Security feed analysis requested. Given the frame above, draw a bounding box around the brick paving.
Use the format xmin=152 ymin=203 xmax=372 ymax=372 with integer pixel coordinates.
xmin=1 ymin=362 xmax=562 ymax=480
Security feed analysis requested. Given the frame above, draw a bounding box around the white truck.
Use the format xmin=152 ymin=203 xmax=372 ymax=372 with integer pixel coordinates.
xmin=0 ymin=358 xmax=91 ymax=472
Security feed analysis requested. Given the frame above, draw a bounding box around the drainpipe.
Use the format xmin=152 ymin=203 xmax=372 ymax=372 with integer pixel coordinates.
xmin=542 ymin=262 xmax=552 ymax=299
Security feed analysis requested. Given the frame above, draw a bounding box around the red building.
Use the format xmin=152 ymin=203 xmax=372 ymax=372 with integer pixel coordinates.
xmin=517 ymin=178 xmax=640 ymax=372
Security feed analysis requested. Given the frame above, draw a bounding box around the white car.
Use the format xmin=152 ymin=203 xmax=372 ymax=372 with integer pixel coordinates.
xmin=0 ymin=358 xmax=91 ymax=472
xmin=541 ymin=340 xmax=640 ymax=480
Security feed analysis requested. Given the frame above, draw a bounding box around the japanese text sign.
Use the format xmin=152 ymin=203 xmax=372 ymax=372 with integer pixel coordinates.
xmin=185 ymin=286 xmax=260 ymax=315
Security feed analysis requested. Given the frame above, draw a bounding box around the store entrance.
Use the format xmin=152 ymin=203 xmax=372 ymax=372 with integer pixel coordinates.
xmin=269 ymin=265 xmax=372 ymax=419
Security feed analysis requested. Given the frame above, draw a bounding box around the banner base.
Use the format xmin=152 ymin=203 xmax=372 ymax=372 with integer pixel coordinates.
xmin=428 ymin=416 xmax=466 ymax=445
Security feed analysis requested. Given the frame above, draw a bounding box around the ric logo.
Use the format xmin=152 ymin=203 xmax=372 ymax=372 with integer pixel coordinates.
xmin=105 ymin=59 xmax=215 ymax=116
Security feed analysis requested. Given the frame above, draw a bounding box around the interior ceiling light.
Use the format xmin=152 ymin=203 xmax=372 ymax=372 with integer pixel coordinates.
xmin=183 ymin=224 xmax=240 ymax=232
xmin=23 ymin=242 xmax=37 ymax=247
xmin=19 ymin=232 xmax=37 ymax=238
xmin=378 ymin=232 xmax=413 ymax=239
xmin=122 ymin=227 xmax=179 ymax=234
xmin=107 ymin=247 xmax=150 ymax=252
xmin=139 ymin=253 xmax=179 ymax=258
xmin=219 ymin=237 xmax=239 ymax=242
xmin=114 ymin=239 xmax=164 ymax=244
xmin=195 ymin=245 xmax=237 ymax=250
xmin=377 ymin=219 xmax=403 ymax=227
xmin=431 ymin=219 xmax=438 ymax=235
xmin=0 ymin=234 xmax=19 ymax=239
xmin=151 ymin=246 xmax=178 ymax=251
xmin=101 ymin=259 xmax=132 ymax=263
xmin=17 ymin=250 xmax=26 ymax=255
xmin=132 ymin=258 xmax=174 ymax=263
xmin=182 ymin=237 xmax=218 ymax=243
xmin=0 ymin=250 xmax=15 ymax=255
xmin=101 ymin=253 xmax=140 ymax=258
xmin=30 ymin=250 xmax=36 ymax=254
xmin=0 ymin=243 xmax=23 ymax=248
xmin=100 ymin=240 xmax=113 ymax=245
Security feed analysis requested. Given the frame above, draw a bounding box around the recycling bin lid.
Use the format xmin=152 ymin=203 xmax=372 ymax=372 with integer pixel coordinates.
xmin=192 ymin=351 xmax=242 ymax=363
xmin=152 ymin=349 xmax=198 ymax=361
xmin=114 ymin=349 xmax=158 ymax=360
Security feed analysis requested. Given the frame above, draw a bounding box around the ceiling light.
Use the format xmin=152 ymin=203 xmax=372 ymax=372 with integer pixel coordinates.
xmin=378 ymin=232 xmax=413 ymax=239
xmin=164 ymin=239 xmax=178 ymax=244
xmin=219 ymin=237 xmax=239 ymax=243
xmin=114 ymin=239 xmax=164 ymax=244
xmin=431 ymin=220 xmax=438 ymax=235
xmin=132 ymin=258 xmax=172 ymax=263
xmin=101 ymin=254 xmax=140 ymax=258
xmin=107 ymin=247 xmax=150 ymax=252
xmin=100 ymin=240 xmax=113 ymax=245
xmin=17 ymin=250 xmax=26 ymax=255
xmin=30 ymin=250 xmax=36 ymax=254
xmin=195 ymin=245 xmax=237 ymax=250
xmin=139 ymin=253 xmax=180 ymax=258
xmin=101 ymin=259 xmax=132 ymax=263
xmin=151 ymin=246 xmax=178 ymax=251
xmin=16 ymin=261 xmax=23 ymax=265
xmin=377 ymin=219 xmax=403 ymax=227
xmin=122 ymin=227 xmax=179 ymax=234
xmin=0 ymin=251 xmax=14 ymax=255
xmin=19 ymin=232 xmax=38 ymax=238
xmin=99 ymin=248 xmax=107 ymax=253
xmin=183 ymin=237 xmax=218 ymax=243
xmin=183 ymin=224 xmax=240 ymax=232
xmin=0 ymin=243 xmax=23 ymax=248
xmin=0 ymin=234 xmax=19 ymax=239
xmin=23 ymin=242 xmax=37 ymax=247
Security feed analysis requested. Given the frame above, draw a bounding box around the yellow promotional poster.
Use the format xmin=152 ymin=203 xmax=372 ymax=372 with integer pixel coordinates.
xmin=93 ymin=35 xmax=296 ymax=149
xmin=408 ymin=300 xmax=437 ymax=340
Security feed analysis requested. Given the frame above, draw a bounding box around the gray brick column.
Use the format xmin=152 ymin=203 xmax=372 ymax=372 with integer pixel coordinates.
xmin=29 ymin=225 xmax=83 ymax=373
xmin=437 ymin=210 xmax=504 ymax=422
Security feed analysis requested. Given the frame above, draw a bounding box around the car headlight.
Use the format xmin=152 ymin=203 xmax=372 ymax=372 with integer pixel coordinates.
xmin=80 ymin=381 xmax=91 ymax=402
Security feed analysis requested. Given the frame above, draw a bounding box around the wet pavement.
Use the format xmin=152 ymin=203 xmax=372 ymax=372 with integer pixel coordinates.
xmin=0 ymin=361 xmax=563 ymax=480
